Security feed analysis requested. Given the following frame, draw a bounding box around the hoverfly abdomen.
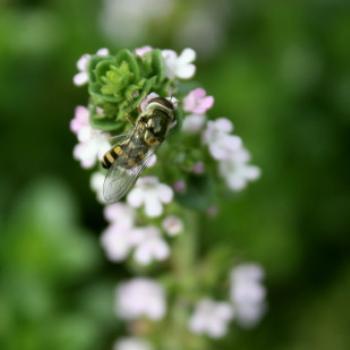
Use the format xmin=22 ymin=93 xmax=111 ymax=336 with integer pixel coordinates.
xmin=102 ymin=145 xmax=124 ymax=169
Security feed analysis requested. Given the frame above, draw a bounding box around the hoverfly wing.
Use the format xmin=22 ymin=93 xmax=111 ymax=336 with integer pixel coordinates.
xmin=107 ymin=133 xmax=130 ymax=146
xmin=103 ymin=149 xmax=156 ymax=203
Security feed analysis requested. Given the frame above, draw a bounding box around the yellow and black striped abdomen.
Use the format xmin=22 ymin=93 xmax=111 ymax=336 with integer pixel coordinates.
xmin=102 ymin=145 xmax=124 ymax=169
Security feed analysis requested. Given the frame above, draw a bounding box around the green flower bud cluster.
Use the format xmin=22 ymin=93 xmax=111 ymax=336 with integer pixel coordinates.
xmin=87 ymin=49 xmax=170 ymax=132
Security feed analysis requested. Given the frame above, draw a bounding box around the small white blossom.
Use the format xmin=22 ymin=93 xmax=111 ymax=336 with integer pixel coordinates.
xmin=70 ymin=106 xmax=90 ymax=135
xmin=115 ymin=278 xmax=166 ymax=321
xmin=162 ymin=48 xmax=196 ymax=79
xmin=100 ymin=203 xmax=137 ymax=262
xmin=230 ymin=263 xmax=266 ymax=328
xmin=90 ymin=172 xmax=105 ymax=203
xmin=182 ymin=114 xmax=206 ymax=134
xmin=202 ymin=118 xmax=242 ymax=161
xmin=219 ymin=148 xmax=261 ymax=191
xmin=189 ymin=299 xmax=234 ymax=338
xmin=104 ymin=202 xmax=135 ymax=227
xmin=162 ymin=215 xmax=183 ymax=236
xmin=71 ymin=108 xmax=111 ymax=169
xmin=132 ymin=226 xmax=170 ymax=265
xmin=73 ymin=48 xmax=109 ymax=86
xmin=73 ymin=129 xmax=111 ymax=169
xmin=101 ymin=225 xmax=136 ymax=262
xmin=114 ymin=337 xmax=152 ymax=350
xmin=127 ymin=176 xmax=173 ymax=218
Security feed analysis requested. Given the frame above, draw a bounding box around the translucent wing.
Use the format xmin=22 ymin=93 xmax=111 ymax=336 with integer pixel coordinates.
xmin=103 ymin=149 xmax=155 ymax=203
xmin=107 ymin=133 xmax=130 ymax=145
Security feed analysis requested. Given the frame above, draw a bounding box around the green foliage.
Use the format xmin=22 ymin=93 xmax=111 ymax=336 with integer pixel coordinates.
xmin=0 ymin=180 xmax=114 ymax=350
xmin=88 ymin=49 xmax=168 ymax=131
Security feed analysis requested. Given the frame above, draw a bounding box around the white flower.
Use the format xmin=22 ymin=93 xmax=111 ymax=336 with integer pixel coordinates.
xmin=73 ymin=48 xmax=109 ymax=86
xmin=90 ymin=172 xmax=105 ymax=203
xmin=127 ymin=176 xmax=173 ymax=218
xmin=202 ymin=118 xmax=242 ymax=161
xmin=219 ymin=148 xmax=261 ymax=191
xmin=230 ymin=263 xmax=266 ymax=328
xmin=189 ymin=299 xmax=234 ymax=338
xmin=114 ymin=337 xmax=152 ymax=350
xmin=70 ymin=106 xmax=90 ymax=135
xmin=162 ymin=215 xmax=183 ymax=236
xmin=104 ymin=202 xmax=135 ymax=227
xmin=101 ymin=225 xmax=135 ymax=262
xmin=182 ymin=114 xmax=206 ymax=134
xmin=132 ymin=226 xmax=170 ymax=265
xmin=162 ymin=48 xmax=196 ymax=79
xmin=115 ymin=278 xmax=166 ymax=321
xmin=100 ymin=203 xmax=138 ymax=262
xmin=72 ymin=108 xmax=111 ymax=169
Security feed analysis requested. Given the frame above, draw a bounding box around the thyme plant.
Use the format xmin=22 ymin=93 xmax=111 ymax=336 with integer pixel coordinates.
xmin=71 ymin=47 xmax=266 ymax=350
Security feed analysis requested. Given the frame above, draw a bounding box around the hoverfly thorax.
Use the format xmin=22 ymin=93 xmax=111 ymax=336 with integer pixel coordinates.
xmin=141 ymin=97 xmax=176 ymax=144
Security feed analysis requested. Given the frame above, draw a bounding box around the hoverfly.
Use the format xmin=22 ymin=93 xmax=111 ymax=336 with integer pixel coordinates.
xmin=102 ymin=97 xmax=176 ymax=203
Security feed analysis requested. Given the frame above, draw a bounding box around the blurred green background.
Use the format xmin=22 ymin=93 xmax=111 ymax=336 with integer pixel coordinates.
xmin=1 ymin=0 xmax=350 ymax=349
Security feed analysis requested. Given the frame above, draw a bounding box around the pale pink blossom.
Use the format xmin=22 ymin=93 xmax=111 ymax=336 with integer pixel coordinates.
xmin=104 ymin=203 xmax=135 ymax=228
xmin=192 ymin=162 xmax=205 ymax=174
xmin=115 ymin=278 xmax=166 ymax=321
xmin=135 ymin=46 xmax=153 ymax=57
xmin=127 ymin=177 xmax=173 ymax=218
xmin=202 ymin=118 xmax=242 ymax=161
xmin=183 ymin=88 xmax=214 ymax=114
xmin=101 ymin=224 xmax=138 ymax=262
xmin=182 ymin=114 xmax=206 ymax=134
xmin=189 ymin=299 xmax=234 ymax=338
xmin=100 ymin=203 xmax=138 ymax=262
xmin=70 ymin=106 xmax=90 ymax=135
xmin=73 ymin=129 xmax=111 ymax=169
xmin=132 ymin=226 xmax=170 ymax=265
xmin=71 ymin=106 xmax=111 ymax=168
xmin=219 ymin=148 xmax=261 ymax=191
xmin=162 ymin=215 xmax=184 ymax=236
xmin=230 ymin=263 xmax=266 ymax=328
xmin=173 ymin=180 xmax=186 ymax=193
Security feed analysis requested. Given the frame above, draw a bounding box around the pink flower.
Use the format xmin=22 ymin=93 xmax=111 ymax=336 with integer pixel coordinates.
xmin=192 ymin=162 xmax=205 ymax=174
xmin=70 ymin=106 xmax=90 ymax=135
xmin=173 ymin=180 xmax=186 ymax=193
xmin=184 ymin=88 xmax=214 ymax=114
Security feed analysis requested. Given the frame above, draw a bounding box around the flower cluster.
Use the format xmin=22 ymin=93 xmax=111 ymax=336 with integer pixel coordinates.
xmin=71 ymin=46 xmax=265 ymax=348
xmin=188 ymin=263 xmax=266 ymax=339
xmin=100 ymin=198 xmax=180 ymax=266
